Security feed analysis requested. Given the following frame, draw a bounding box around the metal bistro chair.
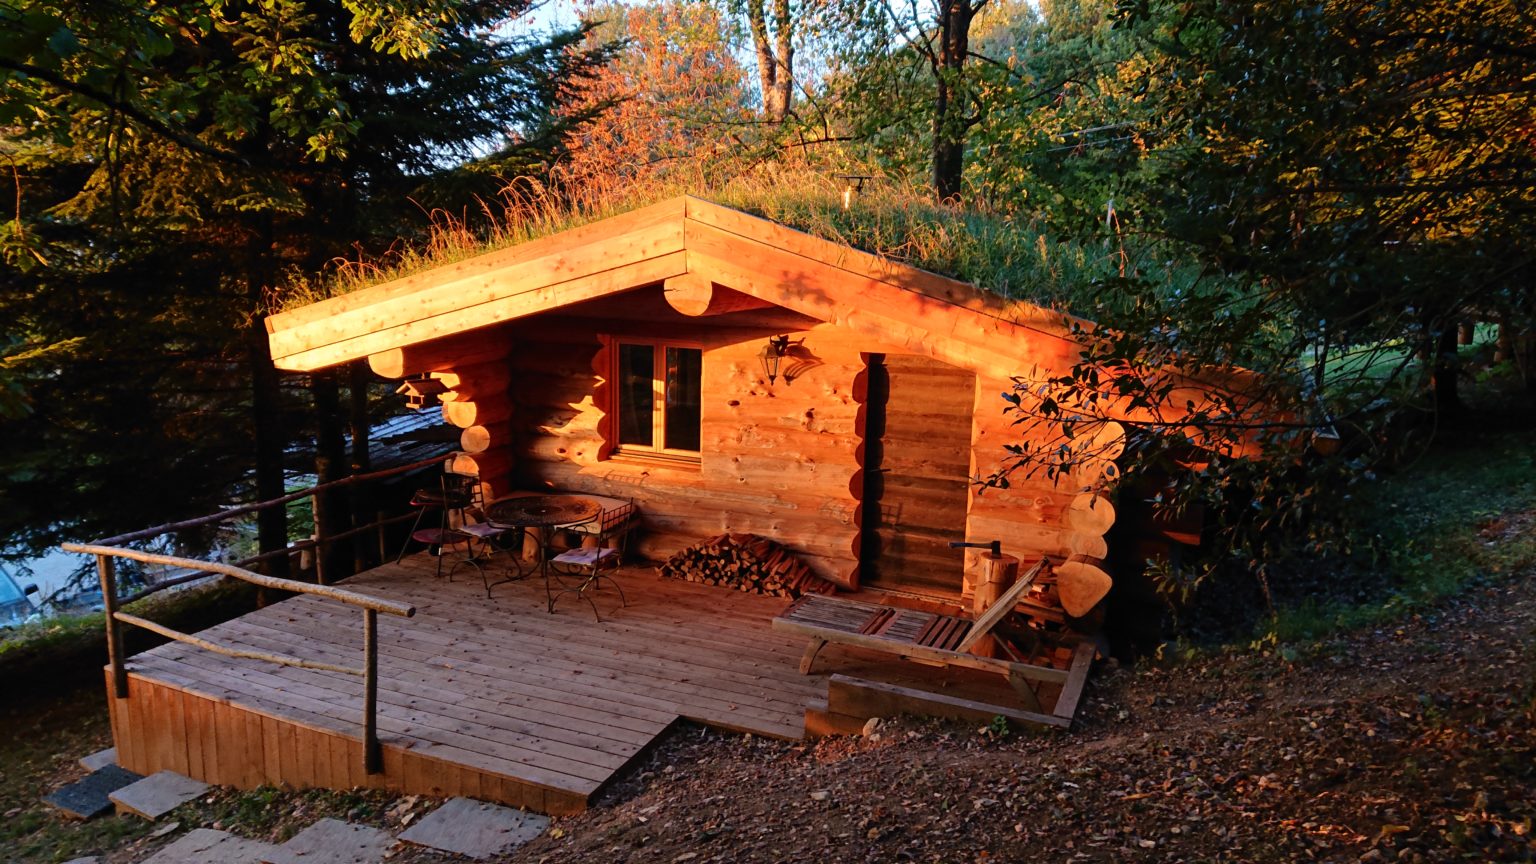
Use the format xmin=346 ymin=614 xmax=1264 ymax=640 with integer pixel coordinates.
xmin=547 ymin=499 xmax=636 ymax=620
xmin=397 ymin=467 xmax=478 ymax=579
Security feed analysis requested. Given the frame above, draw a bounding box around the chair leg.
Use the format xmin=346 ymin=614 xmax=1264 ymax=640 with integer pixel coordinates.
xmin=395 ymin=505 xmax=432 ymax=564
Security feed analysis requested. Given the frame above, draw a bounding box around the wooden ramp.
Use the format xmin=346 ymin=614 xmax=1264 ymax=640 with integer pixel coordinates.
xmin=106 ymin=558 xmax=823 ymax=815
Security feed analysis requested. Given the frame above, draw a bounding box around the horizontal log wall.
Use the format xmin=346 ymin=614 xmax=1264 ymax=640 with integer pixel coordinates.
xmin=504 ymin=320 xmax=866 ymax=588
xmin=366 ymin=311 xmax=1099 ymax=599
xmin=965 ymin=372 xmax=1107 ymax=580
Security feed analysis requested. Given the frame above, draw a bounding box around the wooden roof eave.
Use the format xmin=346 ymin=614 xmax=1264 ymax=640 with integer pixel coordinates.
xmin=264 ymin=196 xmax=1088 ymax=382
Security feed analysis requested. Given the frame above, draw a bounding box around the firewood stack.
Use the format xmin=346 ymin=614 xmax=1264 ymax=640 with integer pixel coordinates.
xmin=659 ymin=534 xmax=838 ymax=598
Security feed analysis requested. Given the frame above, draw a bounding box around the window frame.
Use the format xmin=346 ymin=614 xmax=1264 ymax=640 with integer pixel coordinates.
xmin=609 ymin=336 xmax=703 ymax=464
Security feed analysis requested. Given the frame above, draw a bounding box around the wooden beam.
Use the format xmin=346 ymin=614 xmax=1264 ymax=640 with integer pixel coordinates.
xmin=663 ymin=272 xmax=775 ymax=316
xmin=367 ymin=331 xmax=514 ymax=379
xmin=825 ymin=674 xmax=1070 ymax=730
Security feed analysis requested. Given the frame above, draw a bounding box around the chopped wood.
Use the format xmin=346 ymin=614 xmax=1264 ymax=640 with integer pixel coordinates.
xmin=657 ymin=534 xmax=838 ymax=598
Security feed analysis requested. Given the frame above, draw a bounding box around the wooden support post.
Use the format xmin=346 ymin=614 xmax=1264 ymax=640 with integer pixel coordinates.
xmin=375 ymin=509 xmax=388 ymax=564
xmin=363 ymin=608 xmax=381 ymax=774
xmin=313 ymin=493 xmax=328 ymax=586
xmin=969 ymin=553 xmax=1018 ymax=659
xmin=799 ymin=638 xmax=828 ymax=675
xmin=98 ymin=555 xmax=128 ymax=699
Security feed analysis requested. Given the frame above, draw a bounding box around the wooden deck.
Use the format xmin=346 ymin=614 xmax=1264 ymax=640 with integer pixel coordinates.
xmin=106 ymin=556 xmax=826 ymax=815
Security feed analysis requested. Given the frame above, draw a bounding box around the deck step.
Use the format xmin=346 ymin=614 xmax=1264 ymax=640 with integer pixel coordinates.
xmin=826 ymin=674 xmax=1071 ymax=730
xmin=802 ymin=697 xmax=868 ymax=738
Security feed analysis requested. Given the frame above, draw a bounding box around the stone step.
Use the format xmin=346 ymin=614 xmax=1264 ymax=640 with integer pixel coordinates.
xmin=41 ymin=765 xmax=143 ymax=820
xmin=140 ymin=828 xmax=279 ymax=864
xmin=398 ymin=796 xmax=550 ymax=860
xmin=261 ymin=818 xmax=395 ymax=864
xmin=79 ymin=747 xmax=117 ymax=772
xmin=109 ymin=770 xmax=211 ymax=820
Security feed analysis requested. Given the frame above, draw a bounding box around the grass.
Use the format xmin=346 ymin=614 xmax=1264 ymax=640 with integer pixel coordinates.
xmin=0 ymin=579 xmax=257 ymax=697
xmin=1265 ymin=403 xmax=1536 ymax=643
xmin=0 ymin=687 xmax=149 ymax=863
xmin=273 ymin=164 xmax=1140 ymax=318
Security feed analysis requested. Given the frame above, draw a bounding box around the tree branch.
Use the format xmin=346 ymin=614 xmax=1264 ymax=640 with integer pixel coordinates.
xmin=1 ymin=60 xmax=248 ymax=166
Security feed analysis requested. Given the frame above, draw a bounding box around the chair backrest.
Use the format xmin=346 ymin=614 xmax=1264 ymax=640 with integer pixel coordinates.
xmin=441 ymin=470 xmax=477 ymax=509
xmin=596 ymin=500 xmax=636 ymax=540
xmin=955 ymin=558 xmax=1048 ymax=653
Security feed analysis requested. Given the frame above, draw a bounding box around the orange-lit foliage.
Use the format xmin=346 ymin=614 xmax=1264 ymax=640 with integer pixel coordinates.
xmin=560 ymin=1 xmax=752 ymax=188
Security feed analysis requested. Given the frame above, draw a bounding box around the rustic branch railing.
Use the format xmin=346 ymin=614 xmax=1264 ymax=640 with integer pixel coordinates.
xmin=61 ymin=452 xmax=448 ymax=776
xmin=61 ymin=543 xmax=415 ymax=775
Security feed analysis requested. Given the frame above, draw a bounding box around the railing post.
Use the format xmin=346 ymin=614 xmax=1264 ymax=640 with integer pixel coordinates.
xmin=98 ymin=554 xmax=128 ymax=698
xmin=363 ymin=608 xmax=381 ymax=774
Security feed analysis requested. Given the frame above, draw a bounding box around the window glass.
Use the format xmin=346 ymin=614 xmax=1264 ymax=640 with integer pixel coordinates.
xmin=664 ymin=346 xmax=702 ymax=452
xmin=617 ymin=343 xmax=654 ymax=446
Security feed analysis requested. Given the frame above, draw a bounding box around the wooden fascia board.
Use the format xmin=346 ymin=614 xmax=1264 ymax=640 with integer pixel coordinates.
xmin=681 ymin=198 xmax=1259 ymax=405
xmin=683 ymin=219 xmax=1082 ymax=381
xmin=267 ymin=199 xmax=688 ymax=371
xmin=272 ymin=251 xmax=688 ymax=371
xmin=681 ymin=196 xmax=1087 ymax=340
xmin=269 ymin=197 xmax=687 ymax=335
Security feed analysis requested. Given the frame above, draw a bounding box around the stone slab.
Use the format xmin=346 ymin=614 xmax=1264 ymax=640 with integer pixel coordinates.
xmin=398 ymin=797 xmax=549 ymax=860
xmin=41 ymin=765 xmax=143 ymax=820
xmin=141 ymin=828 xmax=280 ymax=864
xmin=79 ymin=747 xmax=117 ymax=772
xmin=62 ymin=857 xmax=101 ymax=864
xmin=109 ymin=770 xmax=211 ymax=820
xmin=261 ymin=818 xmax=395 ymax=864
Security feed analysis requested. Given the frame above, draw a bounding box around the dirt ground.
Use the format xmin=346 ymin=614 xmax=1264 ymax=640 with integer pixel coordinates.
xmin=8 ymin=570 xmax=1533 ymax=863
xmin=503 ymin=571 xmax=1536 ymax=864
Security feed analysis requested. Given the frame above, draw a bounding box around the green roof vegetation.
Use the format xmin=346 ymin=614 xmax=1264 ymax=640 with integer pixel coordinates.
xmin=273 ymin=168 xmax=1143 ymax=318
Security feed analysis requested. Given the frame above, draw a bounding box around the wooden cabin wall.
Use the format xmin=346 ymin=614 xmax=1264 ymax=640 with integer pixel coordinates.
xmin=369 ymin=316 xmax=1103 ymax=598
xmin=502 ymin=321 xmax=866 ymax=587
xmin=964 ymin=373 xmax=1081 ymax=566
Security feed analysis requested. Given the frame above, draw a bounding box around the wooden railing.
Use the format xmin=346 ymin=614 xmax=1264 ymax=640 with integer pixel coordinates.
xmin=61 ymin=453 xmax=452 ymax=774
xmin=61 ymin=544 xmax=415 ymax=774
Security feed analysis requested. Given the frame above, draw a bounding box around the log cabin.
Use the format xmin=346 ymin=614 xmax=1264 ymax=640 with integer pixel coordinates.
xmin=60 ymin=196 xmax=1254 ymax=817
xmin=266 ymin=195 xmax=1209 ymax=618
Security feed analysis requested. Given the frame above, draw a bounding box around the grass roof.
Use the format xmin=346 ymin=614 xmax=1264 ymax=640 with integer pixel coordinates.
xmin=273 ymin=166 xmax=1139 ymax=317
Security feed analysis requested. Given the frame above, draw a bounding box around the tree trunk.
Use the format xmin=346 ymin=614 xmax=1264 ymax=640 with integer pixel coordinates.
xmin=1432 ymin=324 xmax=1461 ymax=415
xmin=748 ymin=0 xmax=794 ymax=121
xmin=349 ymin=360 xmax=378 ymax=572
xmin=931 ymin=0 xmax=975 ymax=202
xmin=312 ymin=369 xmax=351 ymax=583
xmin=249 ymin=318 xmax=289 ymax=581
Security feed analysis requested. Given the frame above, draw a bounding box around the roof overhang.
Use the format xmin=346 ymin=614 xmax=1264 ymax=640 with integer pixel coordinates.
xmin=265 ymin=196 xmax=1088 ymax=379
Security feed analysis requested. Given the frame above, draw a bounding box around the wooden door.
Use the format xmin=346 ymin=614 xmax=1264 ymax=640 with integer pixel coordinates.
xmin=859 ymin=354 xmax=976 ymax=595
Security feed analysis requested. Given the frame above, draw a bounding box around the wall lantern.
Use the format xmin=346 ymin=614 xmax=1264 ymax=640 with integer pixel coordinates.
xmin=395 ymin=374 xmax=448 ymax=410
xmin=760 ymin=335 xmax=794 ymax=385
xmin=837 ymin=174 xmax=871 ymax=210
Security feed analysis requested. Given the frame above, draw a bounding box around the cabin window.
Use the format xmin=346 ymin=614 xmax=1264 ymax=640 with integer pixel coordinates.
xmin=612 ymin=339 xmax=702 ymax=460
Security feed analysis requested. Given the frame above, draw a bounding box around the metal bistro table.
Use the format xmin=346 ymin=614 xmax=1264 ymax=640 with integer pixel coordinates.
xmin=485 ymin=494 xmax=603 ymax=610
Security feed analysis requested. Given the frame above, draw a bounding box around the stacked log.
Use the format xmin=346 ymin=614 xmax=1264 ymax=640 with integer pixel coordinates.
xmin=659 ymin=534 xmax=838 ymax=598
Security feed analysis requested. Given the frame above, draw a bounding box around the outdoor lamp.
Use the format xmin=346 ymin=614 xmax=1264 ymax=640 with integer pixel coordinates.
xmin=396 ymin=374 xmax=448 ymax=410
xmin=837 ymin=174 xmax=871 ymax=210
xmin=760 ymin=335 xmax=793 ymax=385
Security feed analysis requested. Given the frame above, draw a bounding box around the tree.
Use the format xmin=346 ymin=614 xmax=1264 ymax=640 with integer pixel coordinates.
xmin=559 ymin=0 xmax=751 ymax=190
xmin=0 ymin=1 xmax=614 ymax=567
xmin=989 ymin=0 xmax=1536 ymax=603
xmin=744 ymin=0 xmax=796 ymax=121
